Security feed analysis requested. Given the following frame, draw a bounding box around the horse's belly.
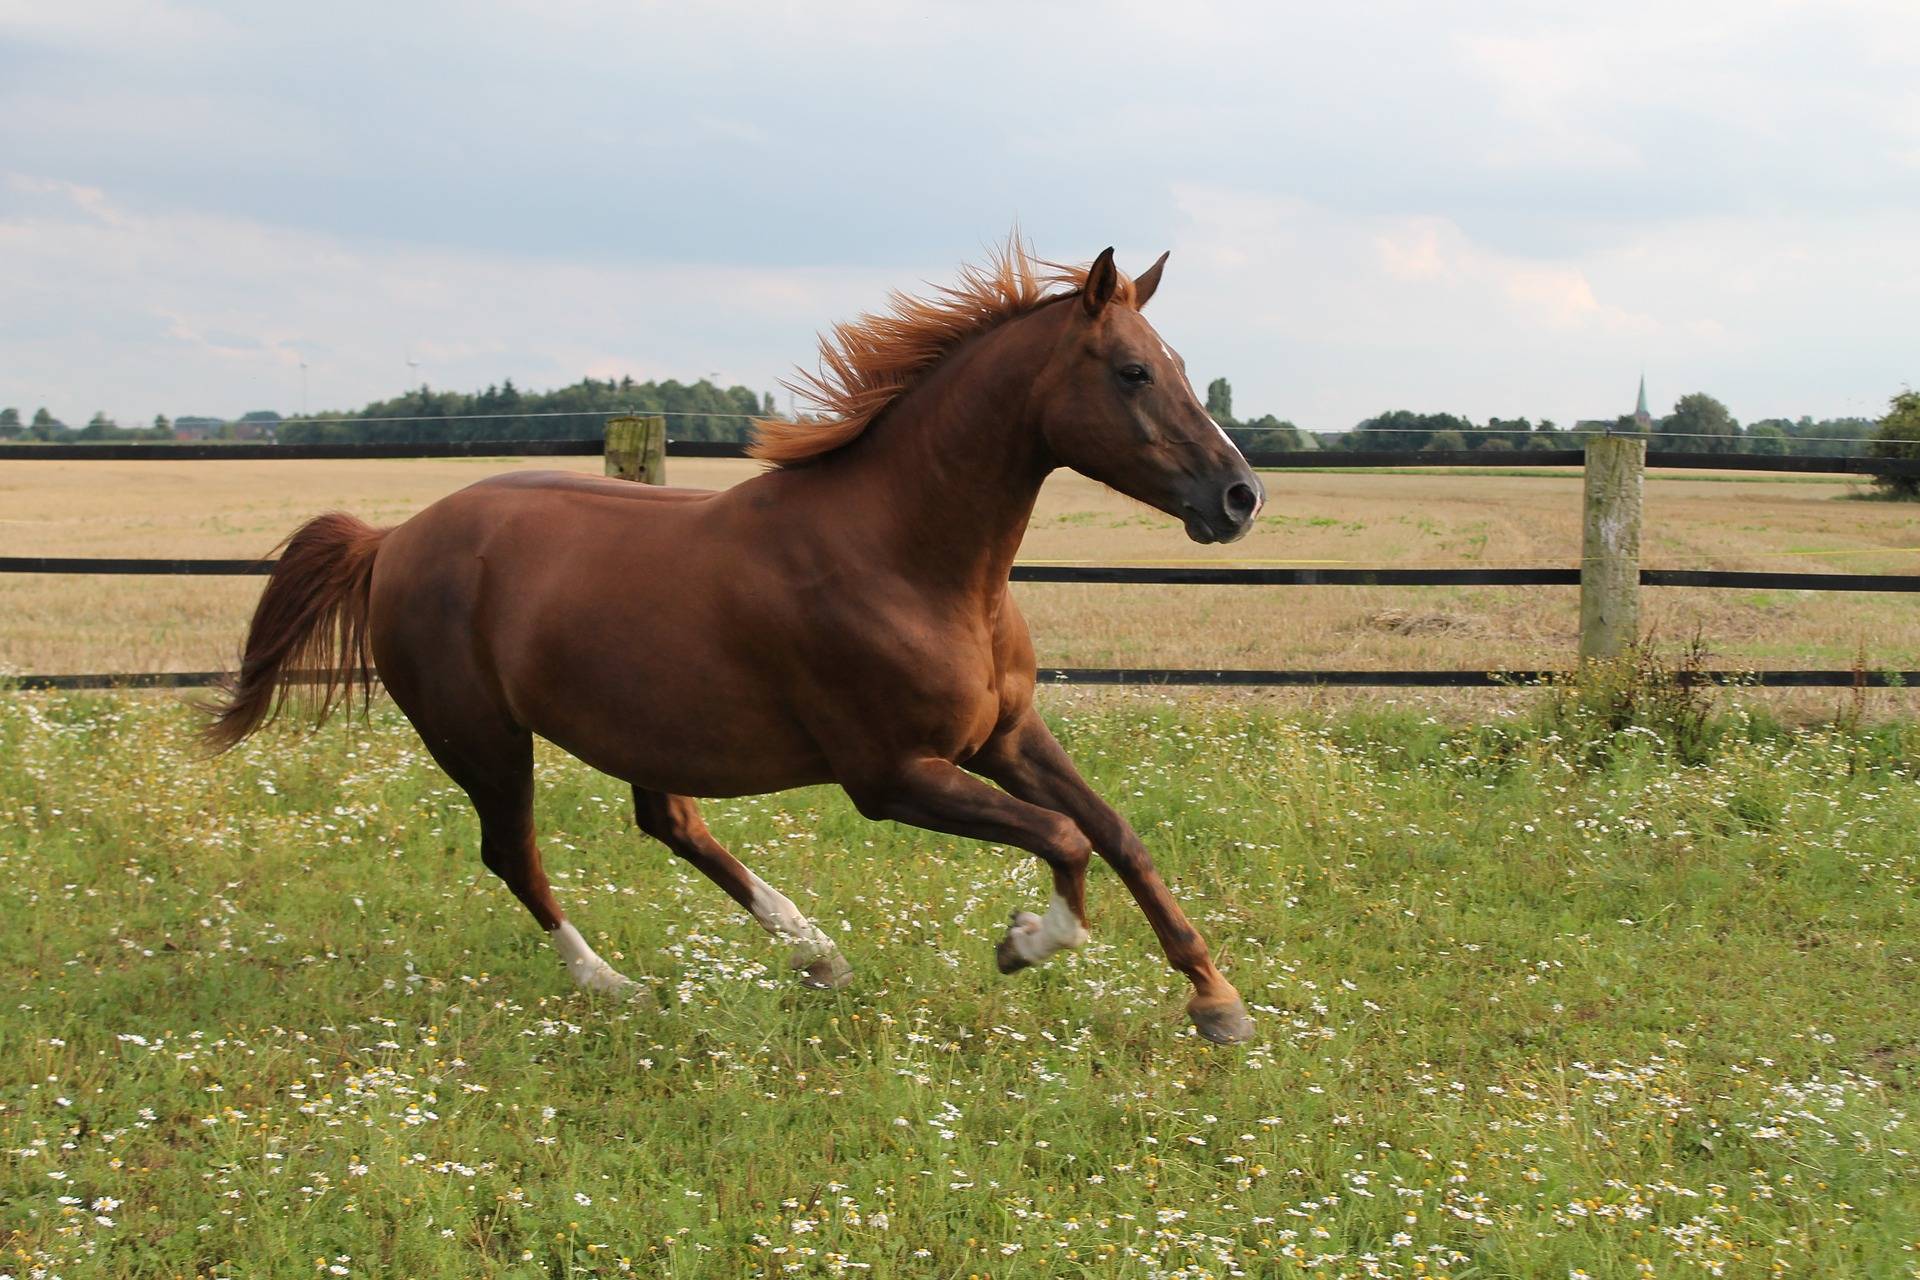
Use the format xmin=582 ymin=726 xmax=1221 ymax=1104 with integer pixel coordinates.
xmin=533 ymin=684 xmax=834 ymax=799
xmin=498 ymin=599 xmax=834 ymax=798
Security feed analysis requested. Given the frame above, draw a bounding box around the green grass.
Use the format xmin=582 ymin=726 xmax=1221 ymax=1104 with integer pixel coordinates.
xmin=4 ymin=694 xmax=1919 ymax=1278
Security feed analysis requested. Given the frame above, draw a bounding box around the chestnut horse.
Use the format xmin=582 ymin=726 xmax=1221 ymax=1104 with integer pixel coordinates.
xmin=205 ymin=244 xmax=1265 ymax=1042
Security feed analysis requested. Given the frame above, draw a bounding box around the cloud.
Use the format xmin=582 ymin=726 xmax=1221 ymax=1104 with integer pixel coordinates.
xmin=0 ymin=174 xmax=896 ymax=421
xmin=1146 ymin=184 xmax=1916 ymax=430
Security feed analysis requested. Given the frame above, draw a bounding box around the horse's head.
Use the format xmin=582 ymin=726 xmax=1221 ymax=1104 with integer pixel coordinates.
xmin=1031 ymin=248 xmax=1264 ymax=544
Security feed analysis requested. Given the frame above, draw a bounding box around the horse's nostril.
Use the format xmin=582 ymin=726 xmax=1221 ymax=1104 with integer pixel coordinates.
xmin=1224 ymin=481 xmax=1259 ymax=523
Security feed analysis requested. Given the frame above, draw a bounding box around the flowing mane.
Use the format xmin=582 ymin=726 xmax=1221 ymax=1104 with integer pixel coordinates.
xmin=749 ymin=238 xmax=1138 ymax=466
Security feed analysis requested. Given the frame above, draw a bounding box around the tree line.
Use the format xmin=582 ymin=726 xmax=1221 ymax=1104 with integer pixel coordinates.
xmin=1200 ymin=381 xmax=1882 ymax=459
xmin=0 ymin=377 xmax=1903 ymax=465
xmin=0 ymin=376 xmax=770 ymax=445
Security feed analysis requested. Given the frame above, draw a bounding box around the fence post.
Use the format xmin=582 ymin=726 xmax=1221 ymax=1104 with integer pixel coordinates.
xmin=1579 ymin=433 xmax=1645 ymax=662
xmin=604 ymin=414 xmax=667 ymax=485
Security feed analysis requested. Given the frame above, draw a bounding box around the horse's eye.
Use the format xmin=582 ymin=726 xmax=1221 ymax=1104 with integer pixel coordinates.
xmin=1118 ymin=364 xmax=1152 ymax=386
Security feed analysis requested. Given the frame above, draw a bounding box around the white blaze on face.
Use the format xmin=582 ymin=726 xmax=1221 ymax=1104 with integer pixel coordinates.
xmin=1006 ymin=892 xmax=1091 ymax=965
xmin=745 ymin=872 xmax=839 ymax=968
xmin=549 ymin=920 xmax=636 ymax=994
xmin=1158 ymin=336 xmax=1251 ymax=454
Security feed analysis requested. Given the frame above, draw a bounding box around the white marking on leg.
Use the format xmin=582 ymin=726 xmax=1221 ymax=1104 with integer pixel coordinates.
xmin=745 ymin=872 xmax=841 ymax=970
xmin=549 ymin=920 xmax=636 ymax=994
xmin=1007 ymin=892 xmax=1090 ymax=965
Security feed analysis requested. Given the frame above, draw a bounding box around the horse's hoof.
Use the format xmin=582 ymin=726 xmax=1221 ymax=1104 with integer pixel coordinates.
xmin=1188 ymin=997 xmax=1257 ymax=1045
xmin=995 ymin=911 xmax=1043 ymax=974
xmin=572 ymin=964 xmax=641 ymax=1000
xmin=799 ymin=951 xmax=853 ymax=990
xmin=995 ymin=935 xmax=1035 ymax=974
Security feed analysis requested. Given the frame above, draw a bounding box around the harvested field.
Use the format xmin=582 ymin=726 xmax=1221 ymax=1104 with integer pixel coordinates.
xmin=1 ymin=458 xmax=1916 ymax=684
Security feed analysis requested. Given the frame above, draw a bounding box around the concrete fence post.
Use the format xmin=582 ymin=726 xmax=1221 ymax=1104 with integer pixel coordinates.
xmin=1579 ymin=433 xmax=1646 ymax=662
xmin=604 ymin=414 xmax=667 ymax=485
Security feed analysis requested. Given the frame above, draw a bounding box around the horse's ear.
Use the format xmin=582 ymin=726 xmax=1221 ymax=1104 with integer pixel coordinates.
xmin=1082 ymin=247 xmax=1119 ymax=317
xmin=1133 ymin=251 xmax=1170 ymax=309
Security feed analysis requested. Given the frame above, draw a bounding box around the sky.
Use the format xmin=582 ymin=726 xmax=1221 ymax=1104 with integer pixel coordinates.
xmin=2 ymin=0 xmax=1917 ymax=433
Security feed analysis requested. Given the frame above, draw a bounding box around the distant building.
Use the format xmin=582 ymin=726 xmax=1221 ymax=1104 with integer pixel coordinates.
xmin=169 ymin=412 xmax=280 ymax=442
xmin=1573 ymin=376 xmax=1655 ymax=435
xmin=172 ymin=416 xmax=223 ymax=441
xmin=235 ymin=411 xmax=281 ymax=442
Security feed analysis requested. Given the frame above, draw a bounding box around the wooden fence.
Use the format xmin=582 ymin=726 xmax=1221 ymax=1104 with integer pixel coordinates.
xmin=4 ymin=420 xmax=1919 ymax=691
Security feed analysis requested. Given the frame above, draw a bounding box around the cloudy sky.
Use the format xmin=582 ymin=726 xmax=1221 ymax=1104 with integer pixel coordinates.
xmin=3 ymin=0 xmax=1916 ymax=431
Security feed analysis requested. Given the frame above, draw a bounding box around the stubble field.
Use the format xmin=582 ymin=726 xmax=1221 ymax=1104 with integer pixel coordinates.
xmin=2 ymin=457 xmax=1918 ymax=688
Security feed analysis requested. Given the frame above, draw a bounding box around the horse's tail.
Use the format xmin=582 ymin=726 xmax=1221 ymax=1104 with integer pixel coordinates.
xmin=201 ymin=512 xmax=389 ymax=753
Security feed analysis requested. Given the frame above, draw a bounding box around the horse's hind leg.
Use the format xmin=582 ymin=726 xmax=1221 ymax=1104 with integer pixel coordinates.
xmin=633 ymin=788 xmax=852 ymax=989
xmin=396 ymin=696 xmax=636 ymax=996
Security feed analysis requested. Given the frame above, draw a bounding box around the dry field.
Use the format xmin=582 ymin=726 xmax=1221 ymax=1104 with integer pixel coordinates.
xmin=2 ymin=456 xmax=1917 ymax=692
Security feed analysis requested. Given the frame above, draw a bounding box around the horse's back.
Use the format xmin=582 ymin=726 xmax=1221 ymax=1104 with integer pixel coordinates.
xmin=470 ymin=469 xmax=719 ymax=504
xmin=368 ymin=468 xmax=834 ymax=795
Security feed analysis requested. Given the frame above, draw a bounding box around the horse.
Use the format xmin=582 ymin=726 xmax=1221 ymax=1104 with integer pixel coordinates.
xmin=204 ymin=242 xmax=1267 ymax=1043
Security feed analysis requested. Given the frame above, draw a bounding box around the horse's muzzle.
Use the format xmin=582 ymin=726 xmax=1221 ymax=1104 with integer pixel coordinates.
xmin=1178 ymin=474 xmax=1265 ymax=544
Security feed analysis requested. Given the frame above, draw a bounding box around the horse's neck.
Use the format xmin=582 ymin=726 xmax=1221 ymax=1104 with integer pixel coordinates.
xmin=817 ymin=323 xmax=1054 ymax=595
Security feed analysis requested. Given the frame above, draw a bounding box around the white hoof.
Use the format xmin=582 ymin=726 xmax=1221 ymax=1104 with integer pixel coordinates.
xmin=799 ymin=949 xmax=854 ymax=989
xmin=572 ymin=959 xmax=640 ymax=997
xmin=550 ymin=922 xmax=636 ymax=996
xmin=995 ymin=895 xmax=1089 ymax=974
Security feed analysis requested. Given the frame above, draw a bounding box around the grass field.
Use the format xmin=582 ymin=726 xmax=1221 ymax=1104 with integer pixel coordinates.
xmin=5 ymin=691 xmax=1919 ymax=1278
xmin=2 ymin=458 xmax=1919 ymax=687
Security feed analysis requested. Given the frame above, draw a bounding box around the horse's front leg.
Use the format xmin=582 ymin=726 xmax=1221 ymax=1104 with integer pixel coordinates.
xmin=967 ymin=712 xmax=1256 ymax=1045
xmin=842 ymin=758 xmax=1095 ymax=970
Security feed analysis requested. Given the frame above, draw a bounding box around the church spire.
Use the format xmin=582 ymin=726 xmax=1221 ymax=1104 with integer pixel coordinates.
xmin=1634 ymin=373 xmax=1651 ymax=428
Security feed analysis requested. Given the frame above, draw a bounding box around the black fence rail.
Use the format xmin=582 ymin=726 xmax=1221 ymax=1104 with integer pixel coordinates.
xmin=5 ymin=435 xmax=1917 ymax=692
xmin=5 ymin=558 xmax=1920 ymax=595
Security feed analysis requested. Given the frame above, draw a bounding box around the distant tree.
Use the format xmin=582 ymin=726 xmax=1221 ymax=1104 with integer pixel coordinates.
xmin=763 ymin=391 xmax=777 ymax=416
xmin=151 ymin=413 xmax=172 ymax=437
xmin=1658 ymin=393 xmax=1740 ymax=454
xmin=80 ymin=412 xmax=119 ymax=440
xmin=1237 ymin=414 xmax=1304 ymax=452
xmin=277 ymin=373 xmax=768 ymax=446
xmin=1870 ymin=390 xmax=1920 ymax=499
xmin=0 ymin=407 xmax=19 ymax=440
xmin=1771 ymin=415 xmax=1875 ymax=458
xmin=1745 ymin=422 xmax=1788 ymax=456
xmin=1424 ymin=429 xmax=1466 ymax=453
xmin=1205 ymin=377 xmax=1234 ymax=424
xmin=1528 ymin=419 xmax=1573 ymax=448
xmin=30 ymin=407 xmax=64 ymax=439
xmin=1348 ymin=409 xmax=1475 ymax=452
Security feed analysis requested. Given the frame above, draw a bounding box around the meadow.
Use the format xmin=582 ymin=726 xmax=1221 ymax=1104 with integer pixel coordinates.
xmin=4 ymin=690 xmax=1919 ymax=1278
xmin=3 ymin=457 xmax=1919 ymax=686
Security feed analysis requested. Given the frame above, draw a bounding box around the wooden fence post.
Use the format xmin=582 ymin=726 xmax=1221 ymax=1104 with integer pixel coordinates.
xmin=604 ymin=414 xmax=667 ymax=485
xmin=1579 ymin=433 xmax=1646 ymax=662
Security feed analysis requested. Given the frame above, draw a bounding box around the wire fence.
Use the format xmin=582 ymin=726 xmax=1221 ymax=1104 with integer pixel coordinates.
xmin=5 ymin=438 xmax=1917 ymax=475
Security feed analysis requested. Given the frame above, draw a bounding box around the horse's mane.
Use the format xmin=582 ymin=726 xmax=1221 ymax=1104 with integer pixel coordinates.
xmin=749 ymin=237 xmax=1137 ymax=466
